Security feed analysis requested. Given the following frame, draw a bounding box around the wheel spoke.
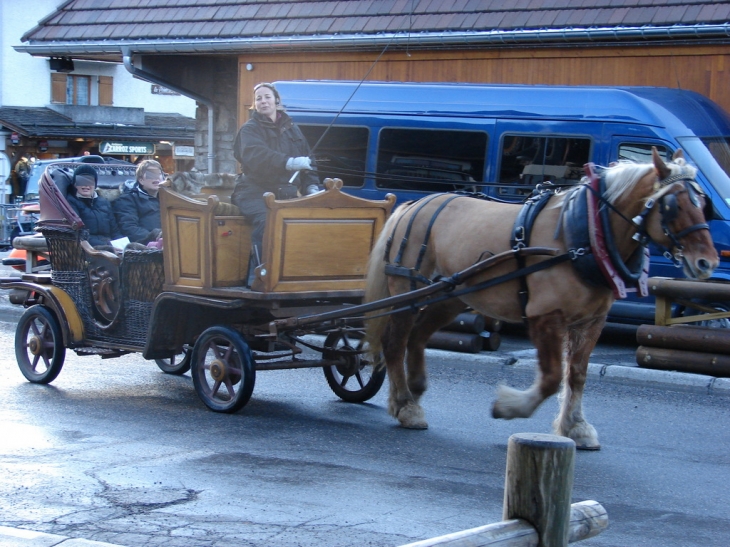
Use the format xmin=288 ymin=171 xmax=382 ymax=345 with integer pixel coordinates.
xmin=353 ymin=371 xmax=365 ymax=389
xmin=211 ymin=379 xmax=222 ymax=396
xmin=223 ymin=378 xmax=236 ymax=398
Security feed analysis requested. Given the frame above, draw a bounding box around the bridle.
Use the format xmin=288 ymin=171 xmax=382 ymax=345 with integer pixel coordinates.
xmin=630 ymin=166 xmax=711 ymax=268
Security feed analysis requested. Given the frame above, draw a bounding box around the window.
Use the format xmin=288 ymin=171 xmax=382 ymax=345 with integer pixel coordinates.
xmin=298 ymin=125 xmax=369 ymax=187
xmin=376 ymin=128 xmax=487 ymax=192
xmin=618 ymin=142 xmax=670 ymax=163
xmin=51 ymin=73 xmax=111 ymax=105
xmin=498 ymin=135 xmax=591 ymax=197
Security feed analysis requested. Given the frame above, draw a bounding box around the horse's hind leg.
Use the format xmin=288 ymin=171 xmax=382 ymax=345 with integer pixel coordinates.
xmin=382 ymin=310 xmax=426 ymax=429
xmin=493 ymin=310 xmax=566 ymax=419
xmin=554 ymin=316 xmax=604 ymax=450
xmin=406 ymin=300 xmax=467 ymax=403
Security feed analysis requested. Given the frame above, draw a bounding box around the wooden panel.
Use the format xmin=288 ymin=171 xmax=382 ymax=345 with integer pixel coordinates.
xmin=174 ymin=214 xmax=204 ymax=285
xmin=279 ymin=217 xmax=376 ymax=279
xmin=255 ymin=179 xmax=395 ymax=293
xmin=238 ymin=45 xmax=730 ymax=124
xmin=98 ymin=75 xmax=113 ymax=106
xmin=212 ymin=216 xmax=251 ymax=287
xmin=51 ymin=72 xmax=66 ymax=104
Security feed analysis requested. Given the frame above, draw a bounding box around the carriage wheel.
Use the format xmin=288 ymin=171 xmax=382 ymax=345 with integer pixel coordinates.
xmin=191 ymin=326 xmax=255 ymax=413
xmin=323 ymin=331 xmax=385 ymax=403
xmin=15 ymin=305 xmax=66 ymax=384
xmin=155 ymin=348 xmax=192 ymax=375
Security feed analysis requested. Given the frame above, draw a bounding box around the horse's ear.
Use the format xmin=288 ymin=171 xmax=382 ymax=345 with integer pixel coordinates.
xmin=672 ymin=149 xmax=685 ymax=161
xmin=653 ymin=146 xmax=671 ymax=180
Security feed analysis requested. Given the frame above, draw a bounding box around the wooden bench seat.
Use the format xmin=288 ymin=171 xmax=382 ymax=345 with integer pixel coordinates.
xmin=160 ymin=178 xmax=395 ymax=293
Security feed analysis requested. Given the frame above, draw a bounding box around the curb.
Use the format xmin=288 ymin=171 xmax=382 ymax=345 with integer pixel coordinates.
xmin=424 ymin=348 xmax=730 ymax=396
xmin=0 ymin=526 xmax=126 ymax=547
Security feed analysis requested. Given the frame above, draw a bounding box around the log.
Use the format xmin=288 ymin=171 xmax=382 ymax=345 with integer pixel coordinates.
xmin=445 ymin=312 xmax=487 ymax=334
xmin=427 ymin=331 xmax=482 ymax=353
xmin=483 ymin=316 xmax=503 ymax=333
xmin=637 ymin=324 xmax=730 ymax=354
xmin=397 ymin=500 xmax=607 ymax=547
xmin=481 ymin=331 xmax=502 ymax=351
xmin=504 ymin=433 xmax=575 ymax=547
xmin=636 ymin=346 xmax=730 ymax=377
xmin=648 ymin=276 xmax=730 ymax=301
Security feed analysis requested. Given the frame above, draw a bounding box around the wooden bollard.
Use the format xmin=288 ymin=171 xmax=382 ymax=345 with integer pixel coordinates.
xmin=483 ymin=316 xmax=503 ymax=333
xmin=504 ymin=433 xmax=575 ymax=547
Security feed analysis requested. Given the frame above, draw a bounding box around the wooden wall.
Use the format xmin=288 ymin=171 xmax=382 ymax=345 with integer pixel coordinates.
xmin=237 ymin=44 xmax=730 ymax=125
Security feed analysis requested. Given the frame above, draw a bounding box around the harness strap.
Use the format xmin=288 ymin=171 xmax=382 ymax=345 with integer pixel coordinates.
xmin=392 ymin=193 xmax=445 ymax=266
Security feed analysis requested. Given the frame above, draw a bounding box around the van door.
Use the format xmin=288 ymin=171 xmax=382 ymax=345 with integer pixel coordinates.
xmin=493 ymin=121 xmax=594 ymax=200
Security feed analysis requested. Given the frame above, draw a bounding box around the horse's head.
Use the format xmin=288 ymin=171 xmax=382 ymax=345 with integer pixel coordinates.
xmin=641 ymin=149 xmax=718 ymax=279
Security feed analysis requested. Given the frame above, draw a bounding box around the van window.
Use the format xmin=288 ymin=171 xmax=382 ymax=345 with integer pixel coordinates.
xmin=618 ymin=143 xmax=670 ymax=163
xmin=376 ymin=128 xmax=487 ymax=192
xmin=298 ymin=125 xmax=369 ymax=188
xmin=498 ymin=135 xmax=591 ymax=197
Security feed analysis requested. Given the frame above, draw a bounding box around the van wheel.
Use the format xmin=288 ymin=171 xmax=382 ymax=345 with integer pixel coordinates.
xmin=681 ymin=301 xmax=730 ymax=329
xmin=15 ymin=305 xmax=66 ymax=384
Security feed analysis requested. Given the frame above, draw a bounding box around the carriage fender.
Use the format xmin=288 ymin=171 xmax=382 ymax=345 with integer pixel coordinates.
xmin=2 ymin=281 xmax=84 ymax=345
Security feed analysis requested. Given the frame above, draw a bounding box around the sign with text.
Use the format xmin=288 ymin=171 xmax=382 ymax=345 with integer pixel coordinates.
xmin=173 ymin=145 xmax=195 ymax=158
xmin=151 ymin=84 xmax=180 ymax=96
xmin=100 ymin=141 xmax=155 ymax=155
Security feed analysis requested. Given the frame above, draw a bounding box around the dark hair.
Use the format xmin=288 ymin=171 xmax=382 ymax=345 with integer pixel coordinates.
xmin=73 ymin=164 xmax=98 ymax=186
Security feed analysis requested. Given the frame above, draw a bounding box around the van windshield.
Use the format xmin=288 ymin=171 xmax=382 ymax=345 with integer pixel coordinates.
xmin=679 ymin=136 xmax=730 ymax=207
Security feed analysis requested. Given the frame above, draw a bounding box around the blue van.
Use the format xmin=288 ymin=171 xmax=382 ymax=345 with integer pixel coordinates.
xmin=273 ymin=80 xmax=730 ymax=325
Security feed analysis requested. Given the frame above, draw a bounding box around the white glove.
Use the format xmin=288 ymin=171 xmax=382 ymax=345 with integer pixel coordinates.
xmin=286 ymin=156 xmax=312 ymax=171
xmin=305 ymin=184 xmax=324 ymax=195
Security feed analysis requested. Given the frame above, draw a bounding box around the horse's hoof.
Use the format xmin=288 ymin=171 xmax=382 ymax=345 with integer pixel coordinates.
xmin=397 ymin=402 xmax=428 ymax=429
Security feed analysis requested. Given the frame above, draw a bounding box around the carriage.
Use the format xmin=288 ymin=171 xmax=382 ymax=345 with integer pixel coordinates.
xmin=0 ymin=151 xmax=718 ymax=449
xmin=0 ymin=165 xmax=402 ymax=412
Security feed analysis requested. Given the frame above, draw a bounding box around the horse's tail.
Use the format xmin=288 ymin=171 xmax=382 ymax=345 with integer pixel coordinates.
xmin=364 ymin=203 xmax=407 ymax=360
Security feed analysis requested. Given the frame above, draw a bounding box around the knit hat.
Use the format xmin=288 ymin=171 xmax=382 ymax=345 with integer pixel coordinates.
xmin=73 ymin=164 xmax=98 ymax=187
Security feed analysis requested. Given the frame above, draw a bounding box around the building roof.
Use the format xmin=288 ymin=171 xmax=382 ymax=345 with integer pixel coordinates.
xmin=0 ymin=107 xmax=195 ymax=142
xmin=16 ymin=0 xmax=730 ymax=61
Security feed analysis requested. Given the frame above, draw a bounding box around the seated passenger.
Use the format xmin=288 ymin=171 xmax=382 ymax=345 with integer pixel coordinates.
xmin=66 ymin=165 xmax=124 ymax=248
xmin=113 ymin=159 xmax=163 ymax=244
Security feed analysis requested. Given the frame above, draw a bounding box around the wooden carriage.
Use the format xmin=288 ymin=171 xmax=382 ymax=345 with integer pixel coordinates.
xmin=1 ymin=166 xmax=395 ymax=412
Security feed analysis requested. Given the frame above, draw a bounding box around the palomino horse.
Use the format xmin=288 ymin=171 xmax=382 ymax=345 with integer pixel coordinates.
xmin=364 ymin=149 xmax=717 ymax=449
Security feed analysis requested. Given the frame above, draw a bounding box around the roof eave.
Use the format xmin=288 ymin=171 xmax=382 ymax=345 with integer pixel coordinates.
xmin=14 ymin=25 xmax=730 ymax=60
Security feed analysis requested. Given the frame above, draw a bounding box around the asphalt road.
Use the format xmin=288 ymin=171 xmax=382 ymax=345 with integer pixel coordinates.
xmin=0 ymin=317 xmax=729 ymax=547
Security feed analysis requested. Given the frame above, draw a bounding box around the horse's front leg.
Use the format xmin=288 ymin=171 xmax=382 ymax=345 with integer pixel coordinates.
xmin=554 ymin=316 xmax=604 ymax=450
xmin=382 ymin=310 xmax=425 ymax=428
xmin=493 ymin=310 xmax=566 ymax=419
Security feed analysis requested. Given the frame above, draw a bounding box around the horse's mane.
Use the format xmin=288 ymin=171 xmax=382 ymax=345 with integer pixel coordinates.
xmin=598 ymin=157 xmax=696 ymax=205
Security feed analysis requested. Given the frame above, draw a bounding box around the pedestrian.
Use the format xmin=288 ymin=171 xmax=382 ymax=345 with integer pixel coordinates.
xmin=13 ymin=156 xmax=31 ymax=200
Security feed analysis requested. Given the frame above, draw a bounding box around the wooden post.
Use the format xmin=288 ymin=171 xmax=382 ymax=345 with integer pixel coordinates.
xmin=504 ymin=433 xmax=576 ymax=547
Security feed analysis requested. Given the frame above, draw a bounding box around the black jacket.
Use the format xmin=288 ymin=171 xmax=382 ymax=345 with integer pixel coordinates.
xmin=113 ymin=185 xmax=161 ymax=243
xmin=231 ymin=110 xmax=319 ymax=204
xmin=66 ymin=192 xmax=124 ymax=247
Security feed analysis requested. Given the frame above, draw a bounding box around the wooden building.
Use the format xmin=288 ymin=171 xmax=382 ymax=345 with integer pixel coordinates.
xmin=16 ymin=0 xmax=730 ymax=174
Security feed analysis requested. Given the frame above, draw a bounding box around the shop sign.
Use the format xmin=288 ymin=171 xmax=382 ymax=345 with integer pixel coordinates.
xmin=173 ymin=145 xmax=195 ymax=158
xmin=10 ymin=133 xmax=20 ymax=144
xmin=38 ymin=140 xmax=49 ymax=151
xmin=100 ymin=141 xmax=155 ymax=155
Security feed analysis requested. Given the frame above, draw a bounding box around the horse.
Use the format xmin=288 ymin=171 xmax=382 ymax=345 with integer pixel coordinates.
xmin=364 ymin=149 xmax=718 ymax=449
